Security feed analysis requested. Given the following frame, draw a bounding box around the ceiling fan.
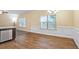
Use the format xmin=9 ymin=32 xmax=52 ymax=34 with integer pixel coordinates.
xmin=47 ymin=10 xmax=58 ymax=15
xmin=0 ymin=10 xmax=8 ymax=14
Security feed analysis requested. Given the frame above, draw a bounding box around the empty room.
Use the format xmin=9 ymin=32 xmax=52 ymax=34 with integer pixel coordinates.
xmin=0 ymin=10 xmax=79 ymax=49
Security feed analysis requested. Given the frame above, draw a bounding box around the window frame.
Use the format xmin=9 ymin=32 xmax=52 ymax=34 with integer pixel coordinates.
xmin=18 ymin=17 xmax=26 ymax=28
xmin=40 ymin=15 xmax=56 ymax=30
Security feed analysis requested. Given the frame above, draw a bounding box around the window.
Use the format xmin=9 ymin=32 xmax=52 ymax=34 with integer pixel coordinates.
xmin=9 ymin=14 xmax=18 ymax=26
xmin=48 ymin=15 xmax=56 ymax=29
xmin=40 ymin=15 xmax=56 ymax=29
xmin=40 ymin=16 xmax=47 ymax=29
xmin=18 ymin=18 xmax=26 ymax=27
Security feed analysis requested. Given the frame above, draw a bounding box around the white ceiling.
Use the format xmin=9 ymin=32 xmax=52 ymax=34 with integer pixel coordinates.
xmin=6 ymin=10 xmax=32 ymax=14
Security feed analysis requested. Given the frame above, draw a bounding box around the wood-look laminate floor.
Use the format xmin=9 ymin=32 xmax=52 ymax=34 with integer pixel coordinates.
xmin=0 ymin=31 xmax=78 ymax=49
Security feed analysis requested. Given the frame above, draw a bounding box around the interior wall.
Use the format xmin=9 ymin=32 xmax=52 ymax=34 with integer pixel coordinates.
xmin=16 ymin=10 xmax=74 ymax=31
xmin=16 ymin=13 xmax=32 ymax=31
xmin=73 ymin=11 xmax=79 ymax=28
xmin=27 ymin=10 xmax=48 ymax=29
xmin=0 ymin=10 xmax=75 ymax=30
xmin=0 ymin=14 xmax=13 ymax=26
xmin=17 ymin=10 xmax=48 ymax=31
xmin=56 ymin=10 xmax=73 ymax=27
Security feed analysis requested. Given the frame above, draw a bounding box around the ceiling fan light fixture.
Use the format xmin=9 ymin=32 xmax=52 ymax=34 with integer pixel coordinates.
xmin=48 ymin=10 xmax=52 ymax=14
xmin=47 ymin=10 xmax=58 ymax=14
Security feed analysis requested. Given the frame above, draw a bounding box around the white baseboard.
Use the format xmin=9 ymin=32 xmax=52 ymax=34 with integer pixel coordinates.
xmin=57 ymin=26 xmax=74 ymax=28
xmin=16 ymin=28 xmax=27 ymax=32
xmin=74 ymin=27 xmax=79 ymax=32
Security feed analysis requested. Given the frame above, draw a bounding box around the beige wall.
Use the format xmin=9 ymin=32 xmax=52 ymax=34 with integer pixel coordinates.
xmin=73 ymin=10 xmax=79 ymax=28
xmin=0 ymin=14 xmax=13 ymax=26
xmin=27 ymin=10 xmax=48 ymax=29
xmin=56 ymin=10 xmax=73 ymax=27
xmin=17 ymin=10 xmax=74 ymax=31
xmin=17 ymin=10 xmax=48 ymax=31
xmin=0 ymin=10 xmax=78 ymax=31
xmin=0 ymin=10 xmax=76 ymax=30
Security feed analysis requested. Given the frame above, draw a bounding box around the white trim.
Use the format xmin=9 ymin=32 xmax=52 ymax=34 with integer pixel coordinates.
xmin=74 ymin=27 xmax=79 ymax=32
xmin=16 ymin=28 xmax=27 ymax=31
xmin=57 ymin=26 xmax=74 ymax=28
xmin=73 ymin=27 xmax=79 ymax=48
